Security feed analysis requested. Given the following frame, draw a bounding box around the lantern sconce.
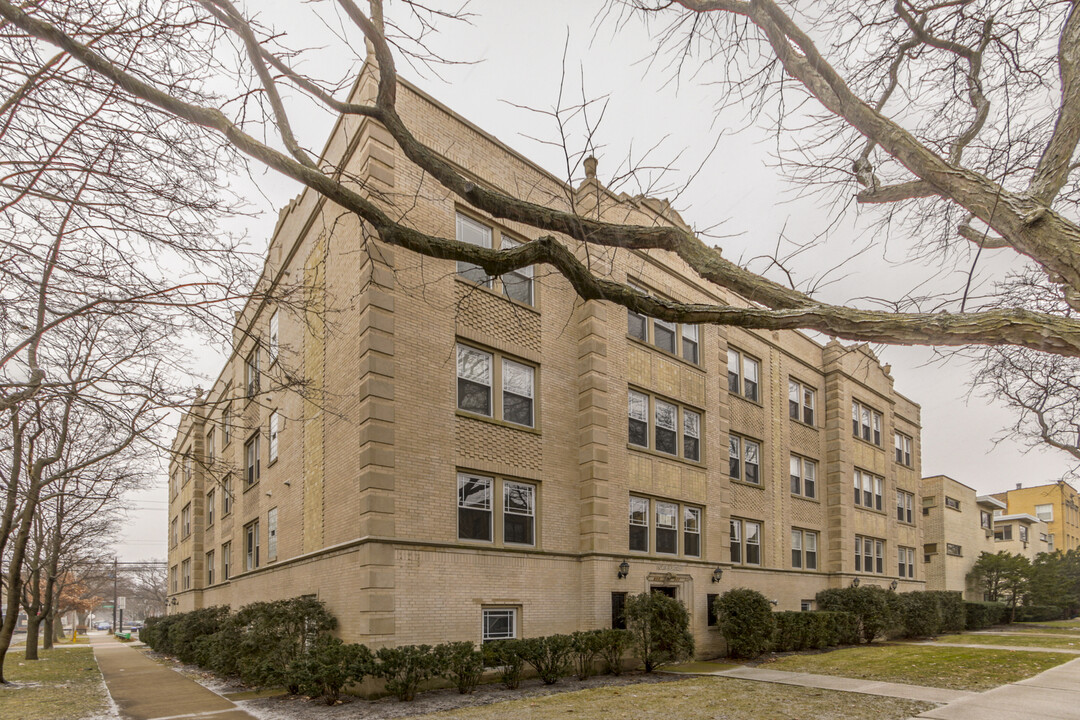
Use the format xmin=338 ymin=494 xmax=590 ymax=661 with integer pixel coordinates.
xmin=617 ymin=560 xmax=630 ymax=580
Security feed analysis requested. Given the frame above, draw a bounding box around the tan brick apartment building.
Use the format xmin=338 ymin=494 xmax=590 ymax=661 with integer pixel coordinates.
xmin=165 ymin=67 xmax=925 ymax=653
xmin=920 ymin=475 xmax=1002 ymax=599
xmin=993 ymin=482 xmax=1080 ymax=552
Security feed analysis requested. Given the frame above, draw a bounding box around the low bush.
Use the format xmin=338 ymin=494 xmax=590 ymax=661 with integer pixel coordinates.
xmin=596 ymin=629 xmax=631 ymax=675
xmin=715 ymin=589 xmax=775 ymax=658
xmin=771 ymin=611 xmax=854 ymax=651
xmin=520 ymin=634 xmax=573 ymax=685
xmin=816 ymin=586 xmax=895 ymax=643
xmin=965 ymin=601 xmax=1009 ymax=630
xmin=1016 ymin=605 xmax=1065 ymax=622
xmin=624 ymin=592 xmax=694 ymax=672
xmin=438 ymin=641 xmax=484 ymax=694
xmin=482 ymin=638 xmax=527 ymax=689
xmin=235 ymin=597 xmax=338 ymax=693
xmin=570 ymin=630 xmax=604 ymax=680
xmin=293 ymin=635 xmax=371 ymax=705
xmin=891 ymin=591 xmax=942 ymax=639
xmin=928 ymin=591 xmax=966 ymax=633
xmin=373 ymin=644 xmax=440 ymax=701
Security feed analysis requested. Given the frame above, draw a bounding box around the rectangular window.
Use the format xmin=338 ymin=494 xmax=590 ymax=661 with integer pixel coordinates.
xmin=627 ymin=284 xmax=648 ymax=341
xmin=898 ymin=547 xmax=915 ymax=578
xmin=628 ymin=390 xmax=702 ymax=461
xmin=456 ymin=213 xmax=493 ymax=287
xmin=611 ymin=592 xmax=628 ymax=630
xmin=183 ymin=452 xmax=192 ymax=485
xmin=181 ymin=504 xmax=191 ymax=538
xmin=244 ymin=434 xmax=260 ymax=487
xmin=182 ymin=559 xmax=191 ymax=590
xmin=206 ymin=551 xmax=215 ymax=586
xmin=856 ymin=535 xmax=885 ymax=574
xmin=1035 ymin=504 xmax=1053 ymax=522
xmin=457 ymin=344 xmax=493 ymax=417
xmin=789 ymin=379 xmax=816 ymax=425
xmin=655 ymin=501 xmax=678 ymax=554
xmin=684 ymin=507 xmax=701 ymax=558
xmin=245 ymin=346 xmax=259 ymax=398
xmin=268 ymin=411 xmax=279 ymax=463
xmin=171 ymin=517 xmax=178 ymax=547
xmin=206 ymin=490 xmax=215 ymax=528
xmin=728 ymin=349 xmax=759 ymax=402
xmin=222 ymin=403 xmax=232 ymax=445
xmin=629 ymin=496 xmax=649 ymax=552
xmin=897 ymin=490 xmax=914 ymax=524
xmin=707 ymin=593 xmax=719 ymax=627
xmin=683 ymin=409 xmax=700 ymax=462
xmin=791 ymin=529 xmax=818 ymax=570
xmin=222 ymin=542 xmax=231 ymax=580
xmin=244 ymin=520 xmax=260 ymax=571
xmin=499 ymin=236 xmax=534 ymax=306
xmin=894 ymin=432 xmax=912 ymax=466
xmin=222 ymin=474 xmax=233 ymax=516
xmin=482 ymin=608 xmax=516 ymax=642
xmin=731 ymin=519 xmax=761 ymax=566
xmin=206 ymin=427 xmax=215 ymax=464
xmin=653 ymin=319 xmax=677 ymax=354
xmin=852 ymin=400 xmax=882 ymax=446
xmin=267 ymin=507 xmax=278 ymax=562
xmin=980 ymin=510 xmax=992 ymax=530
xmin=801 ymin=600 xmax=814 ymax=612
xmin=945 ymin=496 xmax=960 ymax=511
xmin=946 ymin=543 xmax=962 ymax=556
xmin=503 ymin=481 xmax=535 ymax=545
xmin=854 ymin=469 xmax=883 ymax=510
xmin=729 ymin=435 xmax=760 ymax=484
xmin=625 ymin=283 xmax=699 ymax=363
xmin=268 ymin=310 xmax=279 ymax=364
xmin=458 ymin=473 xmax=493 ymax=542
xmin=790 ymin=456 xmax=817 ymax=499
xmin=628 ymin=390 xmax=649 ymax=448
xmin=654 ymin=399 xmax=678 ymax=455
xmin=170 ymin=565 xmax=177 ymax=593
xmin=682 ymin=325 xmax=699 ymax=364
xmin=502 ymin=359 xmax=534 ymax=427
xmin=1019 ymin=525 xmax=1029 ymax=543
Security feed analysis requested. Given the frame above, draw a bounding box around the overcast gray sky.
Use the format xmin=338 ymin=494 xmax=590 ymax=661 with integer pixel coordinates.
xmin=114 ymin=0 xmax=1077 ymax=561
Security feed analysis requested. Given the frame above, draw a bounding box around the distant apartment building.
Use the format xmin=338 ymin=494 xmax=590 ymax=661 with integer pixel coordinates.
xmin=920 ymin=475 xmax=1001 ymax=600
xmin=992 ymin=514 xmax=1051 ymax=561
xmin=992 ymin=482 xmax=1080 ymax=552
xmin=165 ymin=66 xmax=925 ymax=653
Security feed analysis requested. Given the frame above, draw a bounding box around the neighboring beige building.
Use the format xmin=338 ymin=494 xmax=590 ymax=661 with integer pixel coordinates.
xmin=993 ymin=514 xmax=1051 ymax=561
xmin=993 ymin=482 xmax=1080 ymax=552
xmin=165 ymin=66 xmax=924 ymax=653
xmin=920 ymin=475 xmax=1001 ymax=600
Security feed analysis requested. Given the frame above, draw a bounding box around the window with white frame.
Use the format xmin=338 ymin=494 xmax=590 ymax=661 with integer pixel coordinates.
xmin=206 ymin=490 xmax=215 ymax=528
xmin=267 ymin=507 xmax=278 ymax=562
xmin=268 ymin=310 xmax=279 ymax=364
xmin=855 ymin=535 xmax=885 ymax=574
xmin=170 ymin=565 xmax=177 ymax=593
xmin=206 ymin=550 xmax=215 ymax=586
xmin=995 ymin=524 xmax=1013 ymax=541
xmin=790 ymin=455 xmax=817 ymax=499
xmin=728 ymin=348 xmax=760 ymax=402
xmin=222 ymin=474 xmax=233 ymax=516
xmin=945 ymin=496 xmax=960 ymax=510
xmin=268 ymin=411 xmax=279 ymax=463
xmin=222 ymin=542 xmax=231 ymax=580
xmin=183 ymin=451 xmax=192 ymax=484
xmin=244 ymin=433 xmax=260 ymax=488
xmin=627 ymin=389 xmax=702 ymax=462
xmin=852 ymin=400 xmax=882 ymax=446
xmin=980 ymin=509 xmax=992 ymax=530
xmin=456 ymin=214 xmax=535 ymax=306
xmin=897 ymin=489 xmax=914 ymax=524
xmin=1019 ymin=525 xmax=1029 ymax=543
xmin=788 ymin=379 xmax=816 ymax=425
xmin=456 ymin=344 xmax=535 ymax=427
xmin=730 ymin=434 xmax=761 ymax=484
xmin=681 ymin=324 xmax=699 ymax=364
xmin=946 ymin=543 xmax=962 ymax=556
xmin=730 ymin=518 xmax=762 ymax=566
xmin=894 ymin=432 xmax=913 ymax=466
xmin=801 ymin=600 xmax=814 ymax=612
xmin=457 ymin=472 xmax=536 ymax=546
xmin=182 ymin=558 xmax=191 ymax=590
xmin=206 ymin=427 xmax=215 ymax=463
xmin=170 ymin=517 xmax=178 ymax=548
xmin=222 ymin=403 xmax=232 ymax=445
xmin=456 ymin=213 xmax=493 ymax=287
xmin=854 ymin=469 xmax=883 ymax=511
xmin=628 ymin=496 xmax=702 ymax=557
xmin=245 ymin=345 xmax=260 ymax=398
xmin=181 ymin=503 xmax=191 ymax=538
xmin=791 ymin=528 xmax=818 ymax=570
xmin=245 ymin=519 xmax=260 ymax=571
xmin=499 ymin=236 xmax=534 ymax=305
xmin=1036 ymin=504 xmax=1053 ymax=522
xmin=481 ymin=608 xmax=517 ymax=642
xmin=625 ymin=283 xmax=700 ymax=364
xmin=898 ymin=547 xmax=915 ymax=578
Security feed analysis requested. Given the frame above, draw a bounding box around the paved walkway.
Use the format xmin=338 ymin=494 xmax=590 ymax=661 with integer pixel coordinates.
xmin=89 ymin=634 xmax=257 ymax=720
xmin=916 ymin=655 xmax=1080 ymax=720
xmin=911 ymin=640 xmax=1080 ymax=654
xmin=704 ymin=665 xmax=975 ymax=704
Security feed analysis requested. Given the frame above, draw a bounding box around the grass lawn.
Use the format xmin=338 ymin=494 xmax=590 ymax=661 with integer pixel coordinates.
xmin=659 ymin=661 xmax=739 ymax=673
xmin=397 ymin=676 xmax=932 ymax=720
xmin=762 ymin=644 xmax=1070 ymax=691
xmin=0 ymin=646 xmax=110 ymax=720
xmin=933 ymin=633 xmax=1080 ymax=649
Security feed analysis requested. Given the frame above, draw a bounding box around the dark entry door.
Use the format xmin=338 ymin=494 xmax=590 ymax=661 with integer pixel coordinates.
xmin=651 ymin=586 xmax=677 ymax=598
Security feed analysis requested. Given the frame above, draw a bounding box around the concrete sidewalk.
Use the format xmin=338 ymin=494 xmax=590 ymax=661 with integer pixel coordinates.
xmin=705 ymin=665 xmax=975 ymax=704
xmin=90 ymin=634 xmax=257 ymax=720
xmin=916 ymin=655 xmax=1080 ymax=720
xmin=911 ymin=640 xmax=1080 ymax=654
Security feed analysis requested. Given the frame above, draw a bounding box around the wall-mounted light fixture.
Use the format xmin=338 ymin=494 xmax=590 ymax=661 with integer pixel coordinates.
xmin=617 ymin=560 xmax=630 ymax=580
xmin=770 ymin=599 xmax=779 ymax=606
xmin=711 ymin=567 xmax=724 ymax=584
xmin=851 ymin=577 xmax=861 ymax=587
xmin=890 ymin=579 xmax=899 ymax=590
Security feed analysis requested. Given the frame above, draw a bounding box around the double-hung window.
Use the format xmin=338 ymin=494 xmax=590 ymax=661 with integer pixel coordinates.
xmin=855 ymin=535 xmax=884 ymax=574
xmin=222 ymin=474 xmax=233 ymax=516
xmin=457 ymin=344 xmax=536 ymax=428
xmin=854 ymin=469 xmax=883 ymax=510
xmin=1019 ymin=525 xmax=1029 ymax=543
xmin=222 ymin=542 xmax=231 ymax=580
xmin=1035 ymin=504 xmax=1053 ymax=522
xmin=995 ymin=524 xmax=1012 ymax=541
xmin=628 ymin=496 xmax=702 ymax=557
xmin=894 ymin=432 xmax=913 ymax=466
xmin=790 ymin=456 xmax=817 ymax=498
xmin=267 ymin=507 xmax=278 ymax=562
xmin=980 ymin=509 xmax=993 ymax=530
xmin=268 ymin=310 xmax=279 ymax=364
xmin=244 ymin=433 xmax=260 ymax=488
xmin=627 ymin=390 xmax=702 ymax=462
xmin=730 ymin=518 xmax=761 ymax=566
xmin=456 ymin=213 xmax=536 ymax=306
xmin=222 ymin=403 xmax=232 ymax=445
xmin=245 ymin=345 xmax=260 ymax=398
xmin=458 ymin=472 xmax=536 ymax=546
xmin=852 ymin=400 xmax=882 ymax=445
xmin=898 ymin=547 xmax=915 ymax=578
xmin=268 ymin=411 xmax=280 ymax=464
xmin=181 ymin=503 xmax=191 ymax=538
xmin=183 ymin=452 xmax=192 ymax=485
xmin=791 ymin=529 xmax=818 ymax=570
xmin=499 ymin=237 xmax=534 ymax=305
xmin=729 ymin=434 xmax=760 ymax=484
xmin=182 ymin=559 xmax=191 ymax=590
xmin=206 ymin=427 xmax=215 ymax=464
xmin=206 ymin=550 xmax=215 ymax=586
xmin=456 ymin=213 xmax=493 ymax=287
xmin=728 ymin=348 xmax=760 ymax=402
xmin=681 ymin=325 xmax=699 ymax=364
xmin=897 ymin=490 xmax=914 ymax=524
xmin=244 ymin=519 xmax=260 ymax=571
xmin=625 ymin=283 xmax=700 ymax=364
xmin=788 ymin=379 xmax=816 ymax=425
xmin=206 ymin=489 xmax=215 ymax=528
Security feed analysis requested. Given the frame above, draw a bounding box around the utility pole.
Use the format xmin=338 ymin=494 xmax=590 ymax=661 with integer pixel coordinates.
xmin=112 ymin=557 xmax=118 ymax=631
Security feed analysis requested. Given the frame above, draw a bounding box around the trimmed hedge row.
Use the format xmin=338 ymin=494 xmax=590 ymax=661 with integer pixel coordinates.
xmin=771 ymin=610 xmax=860 ymax=652
xmin=1015 ymin=605 xmax=1066 ymax=623
xmin=965 ymin=601 xmax=1010 ymax=630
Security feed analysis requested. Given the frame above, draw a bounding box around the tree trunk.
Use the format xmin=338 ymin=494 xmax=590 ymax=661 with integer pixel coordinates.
xmin=23 ymin=613 xmax=40 ymax=661
xmin=42 ymin=613 xmax=53 ymax=650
